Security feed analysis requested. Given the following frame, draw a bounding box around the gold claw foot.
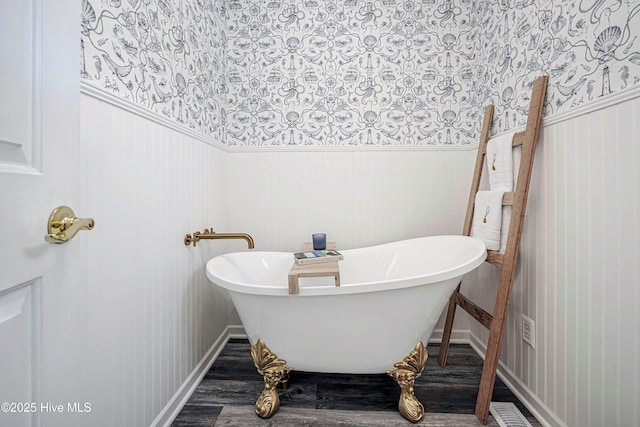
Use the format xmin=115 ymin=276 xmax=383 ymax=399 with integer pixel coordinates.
xmin=387 ymin=342 xmax=428 ymax=423
xmin=250 ymin=339 xmax=293 ymax=418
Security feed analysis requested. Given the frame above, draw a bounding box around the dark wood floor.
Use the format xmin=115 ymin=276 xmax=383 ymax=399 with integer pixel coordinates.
xmin=172 ymin=339 xmax=540 ymax=426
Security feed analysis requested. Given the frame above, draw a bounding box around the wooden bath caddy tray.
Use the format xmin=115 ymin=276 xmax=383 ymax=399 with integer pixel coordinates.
xmin=288 ymin=242 xmax=340 ymax=294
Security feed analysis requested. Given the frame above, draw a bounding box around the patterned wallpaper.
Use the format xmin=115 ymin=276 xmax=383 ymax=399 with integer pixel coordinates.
xmin=80 ymin=0 xmax=228 ymax=140
xmin=81 ymin=0 xmax=640 ymax=148
xmin=225 ymin=1 xmax=477 ymax=146
xmin=475 ymin=0 xmax=640 ymax=135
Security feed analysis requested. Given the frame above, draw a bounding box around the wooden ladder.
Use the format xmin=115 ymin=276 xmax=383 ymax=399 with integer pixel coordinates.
xmin=437 ymin=75 xmax=548 ymax=424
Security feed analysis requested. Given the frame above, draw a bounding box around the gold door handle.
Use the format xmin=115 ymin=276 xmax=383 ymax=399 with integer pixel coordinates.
xmin=45 ymin=206 xmax=94 ymax=244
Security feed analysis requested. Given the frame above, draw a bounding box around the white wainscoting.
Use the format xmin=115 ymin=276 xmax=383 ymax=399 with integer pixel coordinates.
xmin=466 ymin=93 xmax=640 ymax=427
xmin=226 ymin=150 xmax=477 ymax=250
xmin=78 ymin=88 xmax=481 ymax=425
xmin=80 ymin=82 xmax=640 ymax=427
xmin=79 ymin=93 xmax=237 ymax=427
xmin=226 ymin=149 xmax=478 ymax=335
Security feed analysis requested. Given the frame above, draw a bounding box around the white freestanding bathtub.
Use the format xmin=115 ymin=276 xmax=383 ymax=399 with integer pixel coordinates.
xmin=205 ymin=235 xmax=486 ymax=374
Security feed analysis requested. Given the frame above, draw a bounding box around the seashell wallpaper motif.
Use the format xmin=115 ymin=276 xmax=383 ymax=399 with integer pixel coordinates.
xmin=474 ymin=0 xmax=640 ymax=135
xmin=80 ymin=0 xmax=640 ymax=148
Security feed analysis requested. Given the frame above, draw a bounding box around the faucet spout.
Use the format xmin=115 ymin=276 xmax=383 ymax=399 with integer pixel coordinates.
xmin=184 ymin=229 xmax=254 ymax=248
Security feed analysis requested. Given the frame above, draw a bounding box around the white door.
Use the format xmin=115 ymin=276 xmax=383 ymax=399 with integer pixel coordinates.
xmin=0 ymin=0 xmax=89 ymax=426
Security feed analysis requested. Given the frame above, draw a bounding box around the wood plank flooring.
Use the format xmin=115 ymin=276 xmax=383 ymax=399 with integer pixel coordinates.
xmin=172 ymin=339 xmax=540 ymax=426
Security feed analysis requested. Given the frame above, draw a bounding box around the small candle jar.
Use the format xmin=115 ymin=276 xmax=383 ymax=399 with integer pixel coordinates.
xmin=312 ymin=233 xmax=326 ymax=250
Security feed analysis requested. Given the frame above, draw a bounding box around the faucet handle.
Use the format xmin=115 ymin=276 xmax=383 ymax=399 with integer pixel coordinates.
xmin=184 ymin=231 xmax=202 ymax=247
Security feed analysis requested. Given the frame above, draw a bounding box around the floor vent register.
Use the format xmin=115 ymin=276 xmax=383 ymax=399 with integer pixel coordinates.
xmin=489 ymin=402 xmax=533 ymax=427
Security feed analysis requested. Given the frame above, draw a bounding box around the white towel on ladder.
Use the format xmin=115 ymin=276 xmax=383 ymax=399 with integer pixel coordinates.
xmin=471 ymin=190 xmax=504 ymax=251
xmin=487 ymin=132 xmax=516 ymax=192
xmin=499 ymin=145 xmax=521 ymax=253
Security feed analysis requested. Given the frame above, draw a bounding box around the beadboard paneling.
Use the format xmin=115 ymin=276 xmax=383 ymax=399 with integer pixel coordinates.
xmin=226 ymin=150 xmax=477 ymax=250
xmin=226 ymin=149 xmax=478 ymax=335
xmin=79 ymin=84 xmax=640 ymax=427
xmin=467 ymin=94 xmax=640 ymax=427
xmin=80 ymin=93 xmax=235 ymax=427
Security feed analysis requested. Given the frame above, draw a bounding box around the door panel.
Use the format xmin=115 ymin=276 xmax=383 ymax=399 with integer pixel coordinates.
xmin=0 ymin=0 xmax=86 ymax=426
xmin=0 ymin=282 xmax=40 ymax=427
xmin=0 ymin=0 xmax=44 ymax=292
xmin=0 ymin=0 xmax=38 ymax=171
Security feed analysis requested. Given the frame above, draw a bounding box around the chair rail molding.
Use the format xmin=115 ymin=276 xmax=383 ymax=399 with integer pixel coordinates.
xmin=81 ymin=80 xmax=640 ymax=153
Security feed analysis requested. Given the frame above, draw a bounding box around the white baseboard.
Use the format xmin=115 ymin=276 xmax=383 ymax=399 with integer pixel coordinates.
xmin=156 ymin=326 xmax=562 ymax=427
xmin=468 ymin=333 xmax=566 ymax=427
xmin=429 ymin=328 xmax=469 ymax=344
xmin=154 ymin=326 xmax=464 ymax=425
xmin=227 ymin=324 xmax=247 ymax=339
xmin=151 ymin=326 xmax=235 ymax=427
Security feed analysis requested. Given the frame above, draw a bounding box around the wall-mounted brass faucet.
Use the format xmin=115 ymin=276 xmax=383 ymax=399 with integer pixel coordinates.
xmin=184 ymin=228 xmax=254 ymax=249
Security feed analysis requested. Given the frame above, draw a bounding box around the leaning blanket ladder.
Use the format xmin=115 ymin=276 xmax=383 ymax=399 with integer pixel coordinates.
xmin=437 ymin=75 xmax=548 ymax=424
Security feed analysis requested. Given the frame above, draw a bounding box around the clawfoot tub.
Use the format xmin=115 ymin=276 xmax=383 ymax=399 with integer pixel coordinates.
xmin=206 ymin=235 xmax=486 ymax=422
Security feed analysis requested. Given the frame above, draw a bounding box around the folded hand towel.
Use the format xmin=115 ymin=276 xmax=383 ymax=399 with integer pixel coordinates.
xmin=487 ymin=132 xmax=516 ymax=191
xmin=500 ymin=206 xmax=511 ymax=253
xmin=471 ymin=190 xmax=504 ymax=251
xmin=499 ymin=145 xmax=521 ymax=253
xmin=512 ymin=144 xmax=521 ymax=187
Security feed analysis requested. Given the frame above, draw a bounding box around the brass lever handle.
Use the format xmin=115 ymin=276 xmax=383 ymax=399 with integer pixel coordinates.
xmin=45 ymin=206 xmax=94 ymax=244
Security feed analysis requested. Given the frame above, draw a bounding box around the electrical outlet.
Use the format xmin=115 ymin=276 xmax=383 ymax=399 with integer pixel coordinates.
xmin=522 ymin=314 xmax=536 ymax=349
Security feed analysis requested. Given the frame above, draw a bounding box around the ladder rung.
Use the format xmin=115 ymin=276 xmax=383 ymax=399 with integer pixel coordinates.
xmin=486 ymin=250 xmax=504 ymax=267
xmin=455 ymin=292 xmax=493 ymax=329
xmin=479 ymin=131 xmax=526 ymax=154
xmin=502 ymin=192 xmax=514 ymax=206
xmin=512 ymin=131 xmax=526 ymax=146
